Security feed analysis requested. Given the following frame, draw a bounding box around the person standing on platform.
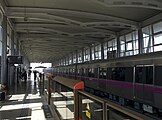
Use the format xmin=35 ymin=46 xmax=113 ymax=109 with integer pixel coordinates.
xmin=33 ymin=70 xmax=37 ymax=82
xmin=28 ymin=69 xmax=32 ymax=78
xmin=22 ymin=68 xmax=27 ymax=82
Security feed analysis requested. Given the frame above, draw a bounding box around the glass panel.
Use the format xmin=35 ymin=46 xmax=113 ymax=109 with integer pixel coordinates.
xmin=73 ymin=54 xmax=76 ymax=63
xmin=154 ymin=34 xmax=162 ymax=45
xmin=120 ymin=36 xmax=125 ymax=44
xmin=153 ymin=21 xmax=162 ymax=33
xmin=104 ymin=49 xmax=107 ymax=59
xmin=79 ymin=93 xmax=103 ymax=120
xmin=154 ymin=45 xmax=162 ymax=52
xmin=133 ymin=40 xmax=138 ymax=50
xmin=108 ymin=41 xmax=112 ymax=47
xmin=120 ymin=44 xmax=125 ymax=52
xmin=91 ymin=47 xmax=94 ymax=60
xmin=107 ymin=106 xmax=136 ymax=120
xmin=125 ymin=51 xmax=133 ymax=56
xmin=98 ymin=51 xmax=101 ymax=59
xmin=143 ymin=36 xmax=153 ymax=48
xmin=134 ymin=50 xmax=139 ymax=55
xmin=53 ymin=83 xmax=74 ymax=120
xmin=142 ymin=25 xmax=152 ymax=38
xmin=126 ymin=33 xmax=132 ymax=42
xmin=132 ymin=31 xmax=138 ymax=40
xmin=126 ymin=42 xmax=133 ymax=51
xmin=112 ymin=39 xmax=117 ymax=46
xmin=143 ymin=47 xmax=153 ymax=53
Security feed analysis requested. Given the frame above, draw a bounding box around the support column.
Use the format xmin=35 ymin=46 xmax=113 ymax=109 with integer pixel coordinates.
xmin=82 ymin=48 xmax=84 ymax=63
xmin=117 ymin=36 xmax=120 ymax=58
xmin=76 ymin=50 xmax=78 ymax=64
xmin=1 ymin=15 xmax=7 ymax=89
xmin=90 ymin=46 xmax=92 ymax=61
xmin=10 ymin=30 xmax=15 ymax=87
xmin=71 ymin=54 xmax=73 ymax=64
xmin=101 ymin=42 xmax=104 ymax=60
xmin=138 ymin=27 xmax=143 ymax=54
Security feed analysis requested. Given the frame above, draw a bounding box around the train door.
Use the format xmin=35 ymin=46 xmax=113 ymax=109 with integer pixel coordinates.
xmin=134 ymin=65 xmax=154 ymax=104
xmin=98 ymin=68 xmax=107 ymax=91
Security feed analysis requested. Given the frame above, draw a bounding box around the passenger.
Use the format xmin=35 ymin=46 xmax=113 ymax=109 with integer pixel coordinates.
xmin=39 ymin=72 xmax=42 ymax=80
xmin=33 ymin=70 xmax=37 ymax=82
xmin=22 ymin=68 xmax=27 ymax=82
xmin=28 ymin=69 xmax=32 ymax=78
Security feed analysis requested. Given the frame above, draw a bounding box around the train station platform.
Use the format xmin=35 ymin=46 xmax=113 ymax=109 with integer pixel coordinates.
xmin=0 ymin=74 xmax=59 ymax=120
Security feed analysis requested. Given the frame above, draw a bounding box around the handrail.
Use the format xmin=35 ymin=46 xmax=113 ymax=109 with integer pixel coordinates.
xmin=78 ymin=90 xmax=153 ymax=120
xmin=53 ymin=76 xmax=84 ymax=90
xmin=79 ymin=90 xmax=105 ymax=104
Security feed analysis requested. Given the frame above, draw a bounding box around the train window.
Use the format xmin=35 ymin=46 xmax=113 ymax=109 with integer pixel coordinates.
xmin=85 ymin=68 xmax=89 ymax=77
xmin=107 ymin=68 xmax=112 ymax=79
xmin=99 ymin=68 xmax=102 ymax=79
xmin=94 ymin=68 xmax=99 ymax=78
xmin=145 ymin=66 xmax=153 ymax=84
xmin=77 ymin=69 xmax=80 ymax=75
xmin=88 ymin=68 xmax=91 ymax=77
xmin=111 ymin=67 xmax=125 ymax=81
xmin=125 ymin=67 xmax=133 ymax=82
xmin=135 ymin=67 xmax=143 ymax=83
xmin=119 ymin=68 xmax=125 ymax=81
xmin=88 ymin=68 xmax=95 ymax=77
xmin=135 ymin=66 xmax=153 ymax=84
xmin=103 ymin=68 xmax=107 ymax=79
xmin=111 ymin=68 xmax=117 ymax=80
xmin=82 ymin=68 xmax=86 ymax=76
xmin=155 ymin=66 xmax=162 ymax=86
xmin=91 ymin=68 xmax=95 ymax=77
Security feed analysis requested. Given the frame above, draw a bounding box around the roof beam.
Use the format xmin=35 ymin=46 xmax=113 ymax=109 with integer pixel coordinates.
xmin=92 ymin=0 xmax=162 ymax=10
xmin=7 ymin=7 xmax=138 ymax=26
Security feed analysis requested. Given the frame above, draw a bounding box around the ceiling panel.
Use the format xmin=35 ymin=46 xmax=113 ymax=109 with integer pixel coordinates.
xmin=4 ymin=0 xmax=161 ymax=62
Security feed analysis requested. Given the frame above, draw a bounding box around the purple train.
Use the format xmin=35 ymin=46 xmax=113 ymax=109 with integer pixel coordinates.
xmin=50 ymin=52 xmax=162 ymax=114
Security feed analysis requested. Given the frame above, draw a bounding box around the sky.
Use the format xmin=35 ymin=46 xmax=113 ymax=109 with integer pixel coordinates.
xmin=30 ymin=63 xmax=52 ymax=72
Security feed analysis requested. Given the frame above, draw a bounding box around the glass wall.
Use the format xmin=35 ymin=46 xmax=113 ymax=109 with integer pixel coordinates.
xmin=69 ymin=55 xmax=72 ymax=65
xmin=153 ymin=21 xmax=162 ymax=52
xmin=103 ymin=42 xmax=108 ymax=59
xmin=84 ymin=48 xmax=90 ymax=62
xmin=91 ymin=46 xmax=95 ymax=60
xmin=94 ymin=44 xmax=101 ymax=60
xmin=142 ymin=25 xmax=153 ymax=53
xmin=108 ymin=39 xmax=117 ymax=58
xmin=55 ymin=20 xmax=162 ymax=67
xmin=73 ymin=53 xmax=76 ymax=64
xmin=120 ymin=31 xmax=139 ymax=57
xmin=78 ymin=51 xmax=82 ymax=63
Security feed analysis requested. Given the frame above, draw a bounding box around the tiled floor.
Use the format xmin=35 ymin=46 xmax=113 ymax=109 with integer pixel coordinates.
xmin=0 ymin=74 xmax=56 ymax=120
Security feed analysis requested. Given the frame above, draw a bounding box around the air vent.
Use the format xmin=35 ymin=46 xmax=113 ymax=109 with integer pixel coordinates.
xmin=113 ymin=1 xmax=125 ymax=5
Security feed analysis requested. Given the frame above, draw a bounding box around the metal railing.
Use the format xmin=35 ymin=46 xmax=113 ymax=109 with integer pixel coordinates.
xmin=44 ymin=75 xmax=153 ymax=120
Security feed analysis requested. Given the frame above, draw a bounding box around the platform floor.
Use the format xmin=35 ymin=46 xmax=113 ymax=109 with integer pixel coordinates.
xmin=0 ymin=74 xmax=58 ymax=120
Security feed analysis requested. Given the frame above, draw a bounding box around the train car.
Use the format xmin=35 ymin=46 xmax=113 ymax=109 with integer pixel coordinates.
xmin=53 ymin=52 xmax=162 ymax=115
